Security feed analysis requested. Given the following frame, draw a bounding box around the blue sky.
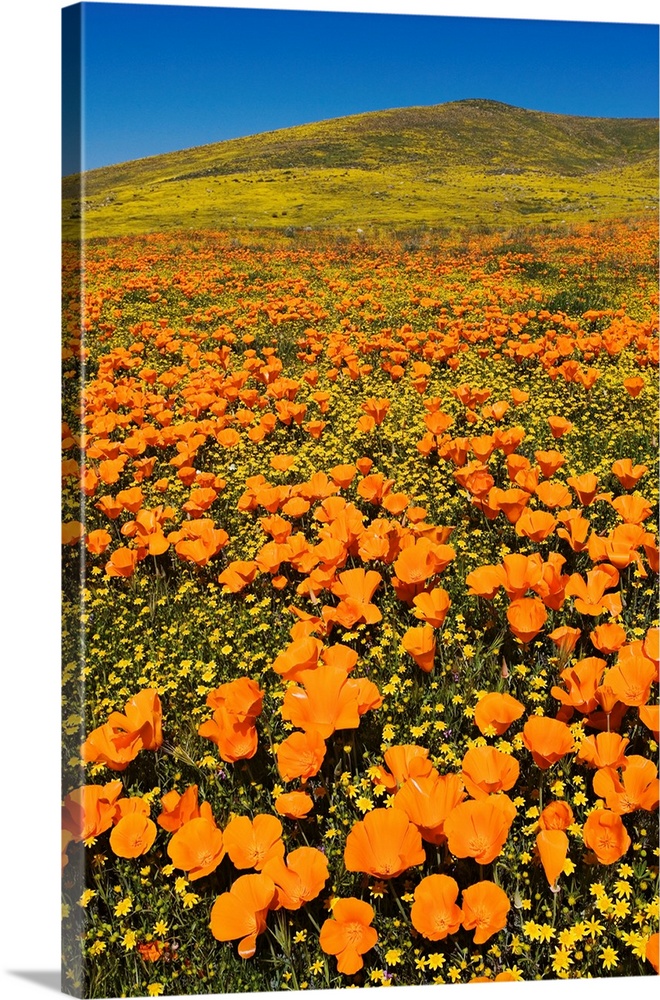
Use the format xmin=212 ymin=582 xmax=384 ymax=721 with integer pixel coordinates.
xmin=63 ymin=2 xmax=659 ymax=174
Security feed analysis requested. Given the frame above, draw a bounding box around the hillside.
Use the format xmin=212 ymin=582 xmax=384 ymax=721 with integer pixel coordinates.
xmin=62 ymin=99 xmax=658 ymax=238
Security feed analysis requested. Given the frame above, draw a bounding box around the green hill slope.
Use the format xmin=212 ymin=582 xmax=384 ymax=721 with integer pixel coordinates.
xmin=63 ymin=99 xmax=658 ymax=238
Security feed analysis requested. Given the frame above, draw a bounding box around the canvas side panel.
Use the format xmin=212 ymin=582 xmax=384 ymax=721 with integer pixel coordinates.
xmin=62 ymin=4 xmax=87 ymax=997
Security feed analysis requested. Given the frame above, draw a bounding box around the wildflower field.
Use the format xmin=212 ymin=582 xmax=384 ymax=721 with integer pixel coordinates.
xmin=62 ymin=218 xmax=659 ymax=998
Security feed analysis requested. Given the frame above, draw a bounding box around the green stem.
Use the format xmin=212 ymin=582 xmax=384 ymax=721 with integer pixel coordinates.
xmin=389 ymin=880 xmax=409 ymax=923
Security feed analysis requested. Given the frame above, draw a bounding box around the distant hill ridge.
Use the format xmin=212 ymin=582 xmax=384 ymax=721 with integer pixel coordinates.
xmin=63 ymin=99 xmax=659 ymax=237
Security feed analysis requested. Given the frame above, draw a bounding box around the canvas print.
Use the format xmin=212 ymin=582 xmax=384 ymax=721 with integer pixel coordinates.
xmin=61 ymin=2 xmax=659 ymax=997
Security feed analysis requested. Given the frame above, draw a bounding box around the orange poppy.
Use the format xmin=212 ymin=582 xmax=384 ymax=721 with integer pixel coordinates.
xmin=461 ymin=746 xmax=520 ymax=798
xmin=588 ymin=523 xmax=649 ymax=571
xmin=223 ymin=814 xmax=284 ymax=871
xmin=592 ymin=756 xmax=659 ymax=814
xmin=357 ymin=472 xmax=393 ymax=503
xmin=611 ymin=458 xmax=648 ymax=490
xmin=590 ymin=622 xmax=627 ymax=654
xmin=566 ymin=472 xmax=599 ymax=506
xmin=353 ymin=677 xmax=384 ymax=716
xmin=116 ymin=485 xmax=144 ymax=513
xmin=95 ymin=495 xmax=123 ymax=520
xmin=217 ymin=559 xmax=259 ymax=593
xmin=109 ymin=812 xmax=157 ymax=858
xmin=510 ymin=388 xmax=529 ymax=405
xmin=262 ymin=846 xmax=329 ymax=910
xmin=547 ymin=415 xmax=572 ymax=438
xmin=157 ymin=785 xmax=208 ymax=832
xmin=117 ymin=688 xmax=163 ymax=749
xmin=394 ymin=772 xmax=466 ymax=844
xmin=113 ymin=796 xmax=151 ymax=822
xmin=167 ymin=817 xmax=225 ymax=880
xmin=522 ymin=716 xmax=574 ymax=769
xmin=272 ymin=636 xmax=323 ymax=682
xmin=582 ymin=808 xmax=631 ymax=864
xmin=577 ymin=732 xmax=630 ymax=770
xmin=319 ymin=897 xmax=378 ymax=975
xmin=444 ymin=795 xmax=516 ymax=865
xmin=328 ymin=463 xmax=357 ymax=488
xmin=611 ymin=493 xmax=653 ymax=525
xmin=643 ymin=626 xmax=659 ymax=664
xmin=105 ymin=546 xmax=139 ymax=578
xmin=412 ymin=587 xmax=451 ymax=627
xmin=86 ymin=528 xmax=112 ymax=554
xmin=646 ymin=932 xmax=660 ymax=974
xmin=623 ymin=376 xmax=644 ymax=397
xmin=410 ymin=874 xmax=462 ymax=941
xmin=82 ymin=688 xmax=163 ymax=770
xmin=639 ymin=703 xmax=660 ymax=737
xmin=171 ymin=519 xmax=229 ymax=567
xmin=280 ymin=663 xmax=364 ymax=739
xmin=473 ymin=692 xmax=525 ymax=736
xmin=548 ymin=626 xmax=582 ymax=656
xmin=550 ymin=656 xmax=606 ymax=715
xmin=270 ymin=455 xmax=297 ymax=472
xmin=276 ymin=730 xmax=326 ymax=782
xmin=515 ymin=508 xmax=557 ymax=542
xmin=209 ymin=873 xmax=276 ymax=959
xmin=62 ymin=780 xmax=123 ymax=842
xmin=136 ymin=941 xmax=163 ymax=963
xmin=393 ymin=537 xmax=455 ymax=585
xmin=565 ymin=564 xmax=621 ymax=616
xmin=361 ymin=397 xmax=391 ymax=425
xmin=371 ymin=745 xmax=433 ymax=793
xmin=556 ymin=509 xmax=591 ymax=552
xmin=401 ymin=624 xmax=436 ymax=673
xmin=603 ymin=656 xmax=655 ymax=707
xmin=534 ymin=449 xmax=565 ymax=478
xmin=536 ymin=829 xmax=569 ymax=888
xmin=507 ymin=597 xmax=547 ymax=643
xmin=198 ymin=709 xmax=259 ymax=763
xmin=272 ymin=791 xmax=312 ymax=819
xmin=538 ymin=801 xmax=573 ymax=831
xmin=535 ymin=480 xmax=572 ymax=509
xmin=344 ymin=807 xmax=425 ymax=878
xmin=324 ymin=567 xmax=383 ymax=628
xmin=461 ymin=880 xmax=510 ymax=944
xmin=321 ymin=643 xmax=359 ymax=673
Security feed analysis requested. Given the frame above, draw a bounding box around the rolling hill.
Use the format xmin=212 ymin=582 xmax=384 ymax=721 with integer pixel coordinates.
xmin=62 ymin=99 xmax=658 ymax=239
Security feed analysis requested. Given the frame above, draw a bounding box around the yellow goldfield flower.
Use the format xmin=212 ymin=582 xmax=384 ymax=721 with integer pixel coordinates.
xmin=600 ymin=946 xmax=619 ymax=970
xmin=122 ymin=930 xmax=137 ymax=951
xmin=552 ymin=950 xmax=572 ymax=973
xmin=114 ymin=897 xmax=133 ymax=917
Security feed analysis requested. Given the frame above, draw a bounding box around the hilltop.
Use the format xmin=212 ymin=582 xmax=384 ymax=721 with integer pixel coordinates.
xmin=63 ymin=99 xmax=658 ymax=238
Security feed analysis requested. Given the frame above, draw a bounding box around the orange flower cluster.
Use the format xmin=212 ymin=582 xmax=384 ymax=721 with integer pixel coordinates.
xmin=81 ymin=689 xmax=163 ymax=770
xmin=62 ymin=223 xmax=658 ymax=986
